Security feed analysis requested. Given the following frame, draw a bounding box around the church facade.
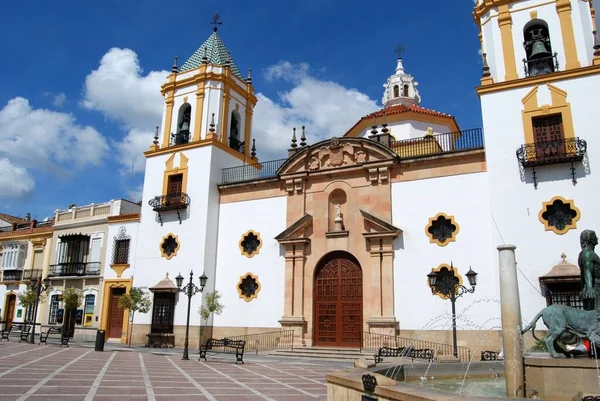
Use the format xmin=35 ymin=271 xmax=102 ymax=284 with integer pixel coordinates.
xmin=4 ymin=0 xmax=600 ymax=356
xmin=114 ymin=0 xmax=600 ymax=352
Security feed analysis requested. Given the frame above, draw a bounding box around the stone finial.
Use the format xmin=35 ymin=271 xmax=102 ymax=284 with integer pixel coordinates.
xmin=370 ymin=116 xmax=378 ymax=136
xmin=202 ymin=47 xmax=208 ymax=64
xmin=482 ymin=53 xmax=491 ymax=77
xmin=381 ymin=114 xmax=389 ymax=135
xmin=300 ymin=126 xmax=307 ymax=147
xmin=251 ymin=139 xmax=257 ymax=158
xmin=225 ymin=51 xmax=231 ymax=68
xmin=593 ymin=31 xmax=600 ymax=57
xmin=209 ymin=113 xmax=216 ymax=133
xmin=246 ymin=68 xmax=252 ymax=84
xmin=172 ymin=56 xmax=179 ymax=73
xmin=153 ymin=126 xmax=159 ymax=145
xmin=290 ymin=127 xmax=297 ymax=149
xmin=561 ymin=253 xmax=567 ymax=262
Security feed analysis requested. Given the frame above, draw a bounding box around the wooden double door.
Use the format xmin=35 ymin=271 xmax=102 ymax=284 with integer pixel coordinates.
xmin=108 ymin=288 xmax=125 ymax=339
xmin=314 ymin=254 xmax=362 ymax=347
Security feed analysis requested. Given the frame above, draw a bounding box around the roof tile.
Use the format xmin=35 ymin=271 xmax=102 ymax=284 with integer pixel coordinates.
xmin=180 ymin=31 xmax=243 ymax=80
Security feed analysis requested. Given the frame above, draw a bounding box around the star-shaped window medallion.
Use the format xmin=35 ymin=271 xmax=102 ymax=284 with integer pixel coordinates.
xmin=237 ymin=273 xmax=261 ymax=302
xmin=539 ymin=196 xmax=580 ymax=235
xmin=425 ymin=213 xmax=459 ymax=247
xmin=160 ymin=233 xmax=180 ymax=260
xmin=239 ymin=230 xmax=262 ymax=258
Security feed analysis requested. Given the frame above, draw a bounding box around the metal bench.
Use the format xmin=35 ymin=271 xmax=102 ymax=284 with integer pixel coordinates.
xmin=39 ymin=327 xmax=71 ymax=347
xmin=199 ymin=338 xmax=246 ymax=364
xmin=374 ymin=346 xmax=435 ymax=363
xmin=0 ymin=323 xmax=31 ymax=343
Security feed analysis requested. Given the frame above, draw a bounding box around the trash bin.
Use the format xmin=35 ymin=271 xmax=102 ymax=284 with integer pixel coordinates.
xmin=95 ymin=330 xmax=105 ymax=352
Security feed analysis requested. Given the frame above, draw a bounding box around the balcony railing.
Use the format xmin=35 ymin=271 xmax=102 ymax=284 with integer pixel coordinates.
xmin=48 ymin=262 xmax=101 ymax=277
xmin=148 ymin=193 xmax=191 ymax=225
xmin=523 ymin=53 xmax=559 ymax=77
xmin=22 ymin=269 xmax=43 ymax=281
xmin=221 ymin=158 xmax=287 ymax=185
xmin=171 ymin=130 xmax=190 ymax=145
xmin=390 ymin=128 xmax=484 ymax=159
xmin=0 ymin=219 xmax=54 ymax=235
xmin=1 ymin=270 xmax=23 ymax=282
xmin=516 ymin=137 xmax=587 ymax=188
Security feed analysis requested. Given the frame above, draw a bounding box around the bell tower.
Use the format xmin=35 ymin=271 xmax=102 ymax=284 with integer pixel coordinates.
xmin=474 ymin=0 xmax=600 ymax=330
xmin=149 ymin=14 xmax=258 ymax=162
xmin=381 ymin=48 xmax=421 ymax=108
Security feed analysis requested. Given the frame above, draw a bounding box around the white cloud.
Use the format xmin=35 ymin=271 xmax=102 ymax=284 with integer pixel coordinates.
xmin=53 ymin=92 xmax=67 ymax=108
xmin=253 ymin=61 xmax=379 ymax=160
xmin=0 ymin=97 xmax=107 ymax=200
xmin=83 ymin=48 xmax=168 ymax=173
xmin=0 ymin=158 xmax=35 ymax=199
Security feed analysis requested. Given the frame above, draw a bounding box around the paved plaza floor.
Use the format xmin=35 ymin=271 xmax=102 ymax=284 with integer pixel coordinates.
xmin=0 ymin=341 xmax=349 ymax=401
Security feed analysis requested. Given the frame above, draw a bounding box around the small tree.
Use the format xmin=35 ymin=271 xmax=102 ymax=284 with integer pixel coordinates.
xmin=198 ymin=290 xmax=224 ymax=346
xmin=119 ymin=287 xmax=151 ymax=347
xmin=18 ymin=290 xmax=45 ymax=322
xmin=62 ymin=288 xmax=83 ymax=335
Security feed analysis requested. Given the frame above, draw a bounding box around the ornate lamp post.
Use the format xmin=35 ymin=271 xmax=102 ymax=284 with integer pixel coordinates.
xmin=175 ymin=271 xmax=208 ymax=360
xmin=427 ymin=263 xmax=477 ymax=358
xmin=29 ymin=276 xmax=51 ymax=344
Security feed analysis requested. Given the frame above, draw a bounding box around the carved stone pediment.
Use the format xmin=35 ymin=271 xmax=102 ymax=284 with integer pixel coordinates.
xmin=278 ymin=137 xmax=397 ymax=177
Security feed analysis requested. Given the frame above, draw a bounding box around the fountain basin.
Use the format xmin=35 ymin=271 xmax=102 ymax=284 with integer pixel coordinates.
xmin=524 ymin=353 xmax=600 ymax=401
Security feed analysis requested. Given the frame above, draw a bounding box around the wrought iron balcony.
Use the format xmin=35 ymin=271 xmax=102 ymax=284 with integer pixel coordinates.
xmin=22 ymin=269 xmax=42 ymax=281
xmin=1 ymin=270 xmax=23 ymax=282
xmin=523 ymin=53 xmax=559 ymax=77
xmin=171 ymin=130 xmax=190 ymax=146
xmin=390 ymin=128 xmax=484 ymax=159
xmin=148 ymin=193 xmax=191 ymax=225
xmin=516 ymin=137 xmax=587 ymax=188
xmin=48 ymin=262 xmax=101 ymax=277
xmin=229 ymin=136 xmax=244 ymax=153
xmin=221 ymin=158 xmax=287 ymax=185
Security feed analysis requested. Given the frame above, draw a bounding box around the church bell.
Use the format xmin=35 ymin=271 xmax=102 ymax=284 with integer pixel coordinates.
xmin=526 ymin=28 xmax=551 ymax=59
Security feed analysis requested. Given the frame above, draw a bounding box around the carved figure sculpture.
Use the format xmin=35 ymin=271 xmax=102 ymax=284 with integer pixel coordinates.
xmin=521 ymin=305 xmax=600 ymax=357
xmin=578 ymin=229 xmax=600 ymax=312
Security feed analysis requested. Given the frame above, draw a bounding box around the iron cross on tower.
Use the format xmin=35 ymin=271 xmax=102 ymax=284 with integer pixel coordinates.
xmin=395 ymin=45 xmax=405 ymax=59
xmin=211 ymin=14 xmax=223 ymax=31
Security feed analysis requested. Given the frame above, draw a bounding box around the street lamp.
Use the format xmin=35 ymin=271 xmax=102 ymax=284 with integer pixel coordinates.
xmin=427 ymin=263 xmax=477 ymax=358
xmin=176 ymin=271 xmax=208 ymax=360
xmin=29 ymin=276 xmax=51 ymax=344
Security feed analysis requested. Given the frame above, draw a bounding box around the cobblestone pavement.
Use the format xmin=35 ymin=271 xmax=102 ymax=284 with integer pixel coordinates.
xmin=0 ymin=341 xmax=349 ymax=401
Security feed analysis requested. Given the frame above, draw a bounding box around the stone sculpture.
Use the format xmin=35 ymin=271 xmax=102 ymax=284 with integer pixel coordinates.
xmin=521 ymin=230 xmax=600 ymax=358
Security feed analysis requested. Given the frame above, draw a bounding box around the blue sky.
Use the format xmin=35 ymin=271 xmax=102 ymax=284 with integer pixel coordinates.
xmin=0 ymin=0 xmax=483 ymax=220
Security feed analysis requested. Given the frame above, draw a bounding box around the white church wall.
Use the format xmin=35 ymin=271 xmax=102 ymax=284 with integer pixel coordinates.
xmin=103 ymin=221 xmax=140 ymax=282
xmin=357 ymin=120 xmax=454 ymax=140
xmin=213 ymin=196 xmax=287 ymax=329
xmin=573 ymin=0 xmax=595 ymax=65
xmin=481 ymin=74 xmax=600 ymax=326
xmin=391 ymin=172 xmax=498 ymax=332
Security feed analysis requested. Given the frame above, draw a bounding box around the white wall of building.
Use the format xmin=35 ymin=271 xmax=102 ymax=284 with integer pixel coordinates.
xmin=357 ymin=120 xmax=455 ymax=141
xmin=391 ymin=172 xmax=498 ymax=332
xmin=213 ymin=196 xmax=287 ymax=328
xmin=481 ymin=75 xmax=600 ymax=326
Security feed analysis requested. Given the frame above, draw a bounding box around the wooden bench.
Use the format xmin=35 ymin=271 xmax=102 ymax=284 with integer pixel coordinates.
xmin=39 ymin=327 xmax=71 ymax=347
xmin=199 ymin=338 xmax=246 ymax=364
xmin=374 ymin=346 xmax=435 ymax=363
xmin=0 ymin=323 xmax=31 ymax=343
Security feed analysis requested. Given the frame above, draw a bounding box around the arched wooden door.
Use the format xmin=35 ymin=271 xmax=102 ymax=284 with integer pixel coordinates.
xmin=5 ymin=294 xmax=16 ymax=329
xmin=314 ymin=253 xmax=362 ymax=347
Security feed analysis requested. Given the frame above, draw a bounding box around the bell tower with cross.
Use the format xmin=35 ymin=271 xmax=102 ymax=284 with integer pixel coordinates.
xmin=149 ymin=13 xmax=258 ymax=162
xmin=381 ymin=45 xmax=421 ymax=108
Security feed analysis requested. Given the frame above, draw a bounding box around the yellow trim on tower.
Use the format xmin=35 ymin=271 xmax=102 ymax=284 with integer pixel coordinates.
xmin=538 ymin=196 xmax=581 ymax=235
xmin=193 ymin=87 xmax=205 ymax=142
xmin=556 ymin=0 xmax=581 ymax=70
xmin=498 ymin=5 xmax=519 ymax=81
xmin=162 ymin=94 xmax=175 ymax=148
xmin=99 ymin=278 xmax=132 ymax=345
xmin=161 ymin=152 xmax=189 ymax=197
xmin=110 ymin=263 xmax=130 ymax=278
xmin=521 ymin=84 xmax=574 ymax=145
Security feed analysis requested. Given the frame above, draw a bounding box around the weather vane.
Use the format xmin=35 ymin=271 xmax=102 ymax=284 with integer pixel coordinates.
xmin=395 ymin=45 xmax=406 ymax=59
xmin=211 ymin=14 xmax=223 ymax=32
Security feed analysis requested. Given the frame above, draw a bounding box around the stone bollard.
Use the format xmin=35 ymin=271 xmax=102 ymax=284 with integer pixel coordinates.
xmin=498 ymin=245 xmax=525 ymax=398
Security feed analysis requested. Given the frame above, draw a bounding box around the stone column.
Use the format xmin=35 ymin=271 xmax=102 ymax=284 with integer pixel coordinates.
xmin=498 ymin=245 xmax=525 ymax=398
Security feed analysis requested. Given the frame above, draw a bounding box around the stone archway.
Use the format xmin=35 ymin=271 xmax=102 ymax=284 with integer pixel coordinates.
xmin=314 ymin=252 xmax=362 ymax=347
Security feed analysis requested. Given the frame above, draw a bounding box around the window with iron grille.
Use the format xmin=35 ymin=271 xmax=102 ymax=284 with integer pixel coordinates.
xmin=48 ymin=295 xmax=60 ymax=324
xmin=151 ymin=293 xmax=175 ymax=334
xmin=543 ymin=282 xmax=583 ymax=309
xmin=113 ymin=239 xmax=130 ymax=264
